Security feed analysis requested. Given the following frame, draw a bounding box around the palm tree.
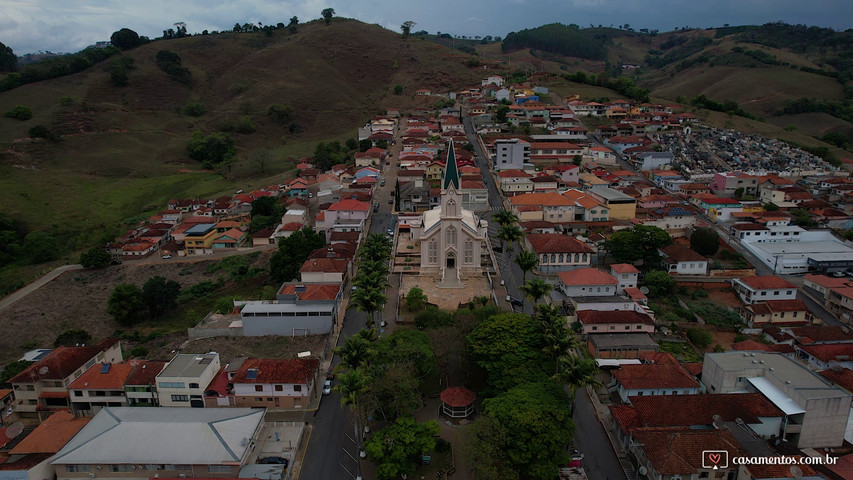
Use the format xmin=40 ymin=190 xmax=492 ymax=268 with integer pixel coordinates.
xmin=552 ymin=355 xmax=602 ymax=409
xmin=493 ymin=209 xmax=519 ymax=227
xmin=335 ymin=335 xmax=375 ymax=370
xmin=353 ymin=269 xmax=389 ymax=290
xmin=535 ymin=304 xmax=577 ymax=369
xmin=514 ymin=249 xmax=538 ymax=284
xmin=349 ymin=287 xmax=387 ymax=327
xmin=334 ymin=368 xmax=371 ymax=471
xmin=497 ymin=224 xmax=523 ymax=252
xmin=521 ymin=278 xmax=552 ymax=306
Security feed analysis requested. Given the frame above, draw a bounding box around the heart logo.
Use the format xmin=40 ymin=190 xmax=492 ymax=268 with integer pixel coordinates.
xmin=708 ymin=453 xmax=721 ymax=464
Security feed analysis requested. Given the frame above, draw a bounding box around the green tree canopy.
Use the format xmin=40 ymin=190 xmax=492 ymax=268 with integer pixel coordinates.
xmin=482 ymin=382 xmax=575 ymax=480
xmin=365 ymin=417 xmax=440 ymax=480
xmin=687 ymin=327 xmax=713 ymax=348
xmin=107 ymin=283 xmax=146 ymax=326
xmin=514 ymin=249 xmax=538 ymax=284
xmin=690 ymin=227 xmax=720 ymax=256
xmin=400 ymin=21 xmax=416 ymax=37
xmin=0 ymin=360 xmax=32 ymax=388
xmin=80 ymin=246 xmax=111 ymax=269
xmin=4 ymin=105 xmax=32 ymax=120
xmin=644 ymin=269 xmax=675 ymax=297
xmin=187 ymin=131 xmax=236 ymax=168
xmin=110 ymin=28 xmax=142 ymax=50
xmin=0 ymin=41 xmax=17 ymax=72
xmin=467 ymin=313 xmax=549 ymax=390
xmin=54 ymin=329 xmax=93 ymax=347
xmin=142 ymin=276 xmax=181 ymax=318
xmin=605 ymin=225 xmax=673 ymax=267
xmin=404 ymin=286 xmax=428 ymax=311
xmin=269 ymin=227 xmax=325 ymax=282
xmin=321 ymin=8 xmax=335 ymax=24
xmin=521 ymin=278 xmax=552 ymax=305
xmin=23 ymin=231 xmax=58 ymax=263
xmin=335 ymin=334 xmax=376 ymax=370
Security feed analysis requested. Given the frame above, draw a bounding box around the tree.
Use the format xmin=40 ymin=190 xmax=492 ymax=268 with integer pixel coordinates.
xmin=22 ymin=231 xmax=58 ymax=263
xmin=288 ymin=16 xmax=299 ymax=33
xmin=269 ymin=227 xmax=325 ymax=282
xmin=393 ymin=84 xmax=403 ymax=95
xmin=142 ymin=276 xmax=181 ymax=318
xmin=80 ymin=246 xmax=111 ymax=269
xmin=0 ymin=41 xmax=17 ymax=72
xmin=404 ymin=286 xmax=428 ymax=311
xmin=321 ymin=8 xmax=335 ymax=25
xmin=687 ymin=327 xmax=712 ymax=348
xmin=4 ymin=105 xmax=32 ymax=120
xmin=335 ymin=334 xmax=376 ymax=370
xmin=467 ymin=313 xmax=549 ymax=390
xmin=521 ymin=278 xmax=552 ymax=305
xmin=644 ymin=270 xmax=675 ymax=297
xmin=345 ymin=138 xmax=359 ymax=151
xmin=365 ymin=417 xmax=440 ymax=480
xmin=497 ymin=224 xmax=523 ymax=252
xmin=359 ymin=139 xmax=373 ymax=151
xmin=110 ymin=28 xmax=141 ymax=50
xmin=350 ymin=287 xmax=387 ymax=327
xmin=493 ymin=209 xmax=519 ymax=227
xmin=514 ymin=249 xmax=538 ymax=284
xmin=552 ymin=355 xmax=601 ymax=407
xmin=495 ymin=105 xmax=510 ymax=123
xmin=54 ymin=329 xmax=92 ymax=347
xmin=604 ymin=225 xmax=673 ymax=267
xmin=463 ymin=416 xmax=520 ymax=480
xmin=267 ymin=103 xmax=293 ymax=123
xmin=764 ymin=202 xmax=780 ymax=211
xmin=400 ymin=21 xmax=416 ymax=37
xmin=535 ymin=304 xmax=574 ymax=365
xmin=0 ymin=360 xmax=32 ymax=388
xmin=186 ymin=131 xmax=236 ymax=168
xmin=482 ymin=382 xmax=574 ymax=480
xmin=107 ymin=283 xmax=146 ymax=326
xmin=690 ymin=227 xmax=720 ymax=256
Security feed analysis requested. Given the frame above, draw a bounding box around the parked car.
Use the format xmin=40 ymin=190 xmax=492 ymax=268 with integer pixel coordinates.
xmin=386 ymin=228 xmax=394 ymax=236
xmin=388 ymin=198 xmax=393 ymax=204
xmin=161 ymin=255 xmax=172 ymax=259
xmin=373 ymin=203 xmax=379 ymax=213
xmin=506 ymin=295 xmax=523 ymax=307
xmin=323 ymin=379 xmax=332 ymax=395
xmin=326 ymin=367 xmax=335 ymax=380
xmin=258 ymin=457 xmax=289 ymax=467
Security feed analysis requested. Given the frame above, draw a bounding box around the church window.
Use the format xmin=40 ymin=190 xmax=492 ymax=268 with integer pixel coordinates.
xmin=582 ymin=253 xmax=587 ymax=262
xmin=574 ymin=253 xmax=579 ymax=263
xmin=428 ymin=240 xmax=437 ymax=264
xmin=550 ymin=254 xmax=556 ymax=263
xmin=558 ymin=254 xmax=564 ymax=263
xmin=464 ymin=240 xmax=473 ymax=264
xmin=446 ymin=227 xmax=457 ymax=246
xmin=447 ymin=200 xmax=457 ymax=216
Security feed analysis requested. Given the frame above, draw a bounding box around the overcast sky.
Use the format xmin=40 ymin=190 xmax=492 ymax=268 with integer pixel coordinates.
xmin=1 ymin=0 xmax=851 ymax=55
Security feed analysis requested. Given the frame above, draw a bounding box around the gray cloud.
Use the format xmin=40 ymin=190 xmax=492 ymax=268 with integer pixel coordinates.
xmin=0 ymin=0 xmax=850 ymax=54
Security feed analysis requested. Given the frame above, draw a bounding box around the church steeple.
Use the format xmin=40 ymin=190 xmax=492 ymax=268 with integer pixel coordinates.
xmin=443 ymin=141 xmax=460 ymax=191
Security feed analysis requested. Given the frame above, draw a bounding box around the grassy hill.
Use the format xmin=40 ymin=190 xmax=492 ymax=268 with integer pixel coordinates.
xmin=0 ymin=19 xmax=482 ymax=285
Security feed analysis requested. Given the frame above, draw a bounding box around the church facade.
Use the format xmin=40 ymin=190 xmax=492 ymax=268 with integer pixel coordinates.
xmin=410 ymin=143 xmax=491 ymax=287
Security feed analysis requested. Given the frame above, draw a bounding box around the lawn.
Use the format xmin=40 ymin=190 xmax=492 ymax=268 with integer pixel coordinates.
xmin=659 ymin=340 xmax=703 ymax=363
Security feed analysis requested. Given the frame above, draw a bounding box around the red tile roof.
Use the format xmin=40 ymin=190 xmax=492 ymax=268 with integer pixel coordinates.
xmin=300 ymin=258 xmax=349 ymax=273
xmin=788 ymin=325 xmax=853 ymax=343
xmin=628 ymin=393 xmax=782 ymax=427
xmin=799 ymin=343 xmax=853 ymax=363
xmin=279 ymin=283 xmax=341 ymax=301
xmin=558 ymin=268 xmax=618 ymax=286
xmin=613 ymin=364 xmax=699 ymax=390
xmin=631 ymin=429 xmax=744 ymax=475
xmin=610 ymin=263 xmax=640 ymax=274
xmin=10 ymin=410 xmax=90 ymax=455
xmin=820 ymin=368 xmax=853 ymax=393
xmin=578 ymin=310 xmax=654 ymax=325
xmin=737 ymin=275 xmax=796 ymax=290
xmin=527 ymin=234 xmax=593 ymax=254
xmin=660 ymin=245 xmax=706 ymax=262
xmin=328 ymin=199 xmax=370 ymax=211
xmin=440 ymin=387 xmax=476 ymax=407
xmin=732 ymin=340 xmax=775 ymax=352
xmin=10 ymin=340 xmax=118 ymax=383
xmin=609 ymin=405 xmax=642 ymax=433
xmin=510 ymin=192 xmax=573 ymax=206
xmin=826 ymin=453 xmax=853 ymax=480
xmin=124 ymin=360 xmax=167 ymax=386
xmin=231 ymin=358 xmax=320 ymax=384
xmin=496 ymin=169 xmax=531 ymax=178
xmin=68 ymin=363 xmax=133 ymax=390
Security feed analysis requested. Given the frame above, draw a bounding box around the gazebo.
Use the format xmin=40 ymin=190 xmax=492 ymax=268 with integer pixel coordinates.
xmin=440 ymin=387 xmax=475 ymax=418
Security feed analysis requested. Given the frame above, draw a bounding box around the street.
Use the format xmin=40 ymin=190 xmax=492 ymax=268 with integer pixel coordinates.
xmin=573 ymin=389 xmax=629 ymax=480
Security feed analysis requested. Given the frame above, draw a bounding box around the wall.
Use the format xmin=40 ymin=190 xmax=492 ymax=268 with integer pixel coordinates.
xmin=242 ymin=315 xmax=333 ymax=336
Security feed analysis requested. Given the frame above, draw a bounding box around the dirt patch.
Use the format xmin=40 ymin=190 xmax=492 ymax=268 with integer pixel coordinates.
xmin=705 ymin=289 xmax=743 ymax=309
xmin=1 ymin=252 xmax=274 ymax=365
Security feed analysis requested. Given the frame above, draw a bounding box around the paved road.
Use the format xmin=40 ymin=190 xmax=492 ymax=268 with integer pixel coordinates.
xmin=573 ymin=389 xmax=628 ymax=480
xmin=0 ymin=264 xmax=83 ymax=312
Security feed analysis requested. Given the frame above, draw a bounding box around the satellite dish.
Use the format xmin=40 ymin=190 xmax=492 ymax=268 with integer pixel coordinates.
xmin=711 ymin=414 xmax=722 ymax=427
xmin=38 ymin=367 xmax=49 ymax=375
xmin=638 ymin=466 xmax=647 ymax=475
xmin=831 ymin=364 xmax=844 ymax=373
xmin=789 ymin=466 xmax=803 ymax=479
xmin=639 ymin=286 xmax=650 ymax=294
xmin=6 ymin=422 xmax=24 ymax=438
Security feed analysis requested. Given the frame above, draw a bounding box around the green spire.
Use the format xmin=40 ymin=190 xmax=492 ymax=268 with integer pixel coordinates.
xmin=443 ymin=141 xmax=460 ymax=190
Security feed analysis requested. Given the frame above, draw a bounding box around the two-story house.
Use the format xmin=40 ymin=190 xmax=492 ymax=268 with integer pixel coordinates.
xmin=497 ymin=169 xmax=533 ymax=196
xmin=68 ymin=363 xmax=134 ymax=417
xmin=229 ymin=358 xmax=320 ymax=409
xmin=732 ymin=276 xmax=797 ymax=304
xmin=155 ymin=353 xmax=221 ymax=408
xmin=525 ymin=233 xmax=593 ymax=274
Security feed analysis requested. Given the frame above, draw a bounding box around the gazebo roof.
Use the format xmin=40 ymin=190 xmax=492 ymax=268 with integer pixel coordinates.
xmin=440 ymin=387 xmax=476 ymax=407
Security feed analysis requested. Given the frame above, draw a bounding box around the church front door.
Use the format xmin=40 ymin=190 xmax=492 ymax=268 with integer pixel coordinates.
xmin=446 ymin=253 xmax=456 ymax=269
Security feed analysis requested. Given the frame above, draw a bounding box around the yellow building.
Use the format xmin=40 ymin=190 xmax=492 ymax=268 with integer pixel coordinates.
xmin=184 ymin=223 xmax=219 ymax=255
xmin=587 ymin=187 xmax=637 ymax=220
xmin=425 ymin=162 xmax=445 ymax=181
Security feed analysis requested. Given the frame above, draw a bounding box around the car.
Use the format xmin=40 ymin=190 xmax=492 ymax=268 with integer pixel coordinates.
xmin=308 ymin=192 xmax=313 ymax=198
xmin=500 ymin=280 xmax=505 ymax=286
xmin=505 ymin=295 xmax=523 ymax=307
xmin=326 ymin=367 xmax=335 ymax=380
xmin=323 ymin=379 xmax=332 ymax=395
xmin=388 ymin=198 xmax=393 ymax=204
xmin=386 ymin=160 xmax=390 ymax=166
xmin=832 ymin=271 xmax=846 ymax=278
xmin=110 ymin=259 xmax=122 ymax=265
xmin=373 ymin=203 xmax=379 ymax=213
xmin=386 ymin=229 xmax=394 ymax=236
xmin=161 ymin=255 xmax=172 ymax=259
xmin=258 ymin=457 xmax=289 ymax=467
xmin=381 ymin=179 xmax=386 ymax=186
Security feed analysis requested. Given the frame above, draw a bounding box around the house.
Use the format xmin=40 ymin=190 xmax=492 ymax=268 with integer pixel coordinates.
xmin=578 ymin=310 xmax=655 ymax=335
xmin=528 ymin=142 xmax=583 ymax=163
xmin=702 ymin=351 xmax=852 ymax=448
xmin=183 ymin=223 xmax=218 ymax=255
xmin=68 ymin=363 xmax=134 ymax=417
xmin=629 ymin=429 xmax=743 ymax=480
xmin=709 ymin=172 xmax=760 ymax=198
xmin=510 ymin=193 xmax=575 ymax=223
xmin=492 ymin=138 xmax=530 ymax=171
xmin=318 ymin=199 xmax=370 ymax=242
xmin=124 ymin=360 xmax=166 ymax=407
xmin=525 ymin=233 xmax=593 ymax=274
xmin=212 ymin=228 xmax=247 ymax=249
xmin=496 ymin=169 xmax=533 ymax=195
xmin=612 ymin=362 xmax=700 ymax=402
xmin=10 ymin=340 xmax=123 ymax=420
xmin=1 ymin=410 xmax=91 ymax=480
xmin=610 ymin=264 xmax=639 ymax=294
xmin=558 ymin=268 xmax=618 ymax=297
xmin=633 ymin=151 xmax=674 ymax=171
xmin=587 ymin=333 xmax=658 ymax=359
xmin=798 ymin=344 xmax=853 ymax=370
xmin=299 ymin=258 xmax=349 ymax=283
xmin=732 ymin=276 xmax=797 ymax=304
xmin=692 ymin=194 xmax=743 ymax=222
xmin=241 ymin=283 xmax=342 ymax=336
xmin=531 ymin=174 xmax=559 ymax=193
xmin=586 ymin=187 xmax=637 ymax=220
xmin=742 ymin=299 xmax=812 ymax=326
xmin=155 ymin=353 xmax=221 ymax=408
xmin=562 ymin=189 xmax=610 ymax=222
xmin=228 ymin=358 xmax=320 ymax=408
xmin=659 ymin=245 xmax=708 ymax=275
xmin=50 ymin=408 xmax=266 ymax=480
xmin=252 ymin=227 xmax=277 ymax=247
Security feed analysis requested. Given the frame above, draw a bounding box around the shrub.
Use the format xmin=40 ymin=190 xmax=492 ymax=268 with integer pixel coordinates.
xmin=414 ymin=306 xmax=453 ymax=329
xmin=60 ymin=97 xmax=74 ymax=107
xmin=128 ymin=346 xmax=149 ymax=358
xmin=183 ymin=101 xmax=206 ymax=116
xmin=4 ymin=105 xmax=32 ymax=120
xmin=80 ymin=246 xmax=111 ymax=269
xmin=686 ymin=327 xmax=713 ymax=348
xmin=234 ymin=115 xmax=256 ymax=134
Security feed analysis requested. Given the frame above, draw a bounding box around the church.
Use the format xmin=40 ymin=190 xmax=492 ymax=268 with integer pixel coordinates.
xmin=410 ymin=142 xmax=492 ymax=288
